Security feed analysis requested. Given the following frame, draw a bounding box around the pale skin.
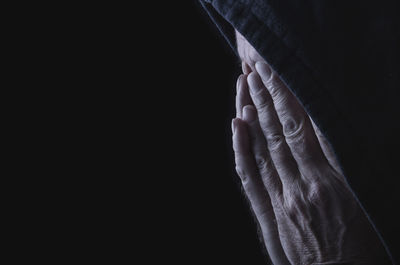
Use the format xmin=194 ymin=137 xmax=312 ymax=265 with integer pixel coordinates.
xmin=233 ymin=31 xmax=389 ymax=264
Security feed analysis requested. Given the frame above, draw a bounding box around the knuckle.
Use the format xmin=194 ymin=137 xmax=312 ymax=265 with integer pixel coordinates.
xmin=255 ymin=103 xmax=270 ymax=118
xmin=307 ymin=181 xmax=328 ymax=205
xmin=261 ymin=174 xmax=282 ymax=199
xmin=282 ymin=115 xmax=305 ymax=140
xmin=235 ymin=166 xmax=248 ymax=182
xmin=253 ymin=92 xmax=272 ymax=110
xmin=254 ymin=155 xmax=269 ymax=170
xmin=281 ymin=181 xmax=308 ymax=216
xmin=283 ymin=194 xmax=302 ymax=217
xmin=266 ymin=78 xmax=285 ymax=99
xmin=267 ymin=85 xmax=281 ymax=100
xmin=266 ymin=133 xmax=285 ymax=151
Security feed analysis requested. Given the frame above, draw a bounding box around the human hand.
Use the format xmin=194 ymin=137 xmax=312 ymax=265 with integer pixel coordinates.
xmin=232 ymin=62 xmax=389 ymax=264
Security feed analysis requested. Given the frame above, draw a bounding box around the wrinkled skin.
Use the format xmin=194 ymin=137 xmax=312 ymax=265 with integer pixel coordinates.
xmin=233 ymin=31 xmax=389 ymax=264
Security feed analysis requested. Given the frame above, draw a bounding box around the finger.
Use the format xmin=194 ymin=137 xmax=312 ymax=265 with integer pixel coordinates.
xmin=232 ymin=118 xmax=290 ymax=265
xmin=242 ymin=105 xmax=282 ymax=199
xmin=242 ymin=61 xmax=252 ymax=75
xmin=232 ymin=118 xmax=272 ymax=214
xmin=255 ymin=61 xmax=327 ymax=175
xmin=247 ymin=71 xmax=299 ymax=185
xmin=236 ymin=74 xmax=252 ymax=118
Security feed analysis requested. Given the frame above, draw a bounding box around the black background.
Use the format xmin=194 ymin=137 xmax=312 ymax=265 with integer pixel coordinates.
xmin=127 ymin=1 xmax=270 ymax=263
xmin=26 ymin=1 xmax=271 ymax=263
xmin=145 ymin=1 xmax=269 ymax=263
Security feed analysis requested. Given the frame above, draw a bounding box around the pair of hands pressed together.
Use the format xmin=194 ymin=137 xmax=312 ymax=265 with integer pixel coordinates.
xmin=231 ymin=61 xmax=388 ymax=264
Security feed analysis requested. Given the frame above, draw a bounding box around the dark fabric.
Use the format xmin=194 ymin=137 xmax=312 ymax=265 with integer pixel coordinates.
xmin=200 ymin=0 xmax=399 ymax=263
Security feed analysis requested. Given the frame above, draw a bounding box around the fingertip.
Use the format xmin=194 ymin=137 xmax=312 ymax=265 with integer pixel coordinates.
xmin=232 ymin=118 xmax=243 ymax=133
xmin=242 ymin=61 xmax=252 ymax=74
xmin=237 ymin=74 xmax=249 ymax=92
xmin=248 ymin=70 xmax=263 ymax=82
xmin=236 ymin=74 xmax=244 ymax=90
xmin=255 ymin=61 xmax=272 ymax=81
xmin=232 ymin=118 xmax=240 ymax=149
xmin=232 ymin=118 xmax=248 ymax=138
xmin=242 ymin=73 xmax=248 ymax=84
xmin=247 ymin=71 xmax=264 ymax=94
xmin=231 ymin=118 xmax=239 ymax=135
xmin=232 ymin=118 xmax=250 ymax=153
xmin=247 ymin=71 xmax=257 ymax=82
xmin=242 ymin=105 xmax=257 ymax=123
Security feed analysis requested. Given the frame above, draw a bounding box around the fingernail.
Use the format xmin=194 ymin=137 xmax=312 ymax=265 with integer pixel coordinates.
xmin=242 ymin=61 xmax=251 ymax=74
xmin=243 ymin=105 xmax=256 ymax=122
xmin=248 ymin=72 xmax=263 ymax=94
xmin=236 ymin=74 xmax=244 ymax=91
xmin=255 ymin=61 xmax=271 ymax=81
